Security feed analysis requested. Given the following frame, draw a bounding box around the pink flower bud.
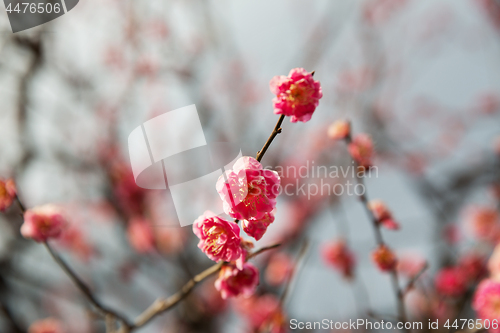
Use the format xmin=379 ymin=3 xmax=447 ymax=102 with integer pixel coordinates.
xmin=127 ymin=218 xmax=156 ymax=254
xmin=435 ymin=267 xmax=467 ymax=297
xmin=465 ymin=206 xmax=500 ymax=242
xmin=327 ymin=120 xmax=351 ymax=140
xmin=371 ymin=245 xmax=397 ymax=271
xmin=0 ymin=178 xmax=16 ymax=212
xmin=215 ymin=262 xmax=259 ymax=299
xmin=265 ymin=252 xmax=293 ymax=286
xmin=348 ymin=134 xmax=374 ymax=169
xmin=21 ymin=205 xmax=68 ymax=242
xmin=28 ymin=318 xmax=64 ymax=333
xmin=269 ymin=68 xmax=322 ymax=123
xmin=368 ymin=199 xmax=400 ymax=230
xmin=216 ymin=156 xmax=280 ymax=221
xmin=321 ymin=240 xmax=356 ymax=279
xmin=193 ymin=211 xmax=243 ymax=263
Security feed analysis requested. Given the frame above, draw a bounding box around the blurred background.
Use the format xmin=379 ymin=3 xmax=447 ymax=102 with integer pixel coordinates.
xmin=0 ymin=0 xmax=500 ymax=332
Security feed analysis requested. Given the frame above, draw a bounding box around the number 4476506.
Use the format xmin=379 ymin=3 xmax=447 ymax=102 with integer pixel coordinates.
xmin=444 ymin=319 xmax=498 ymax=330
xmin=5 ymin=2 xmax=61 ymax=14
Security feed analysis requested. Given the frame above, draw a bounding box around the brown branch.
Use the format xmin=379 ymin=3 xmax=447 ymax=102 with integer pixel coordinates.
xmin=43 ymin=241 xmax=132 ymax=330
xmin=131 ymin=243 xmax=281 ymax=330
xmin=344 ymin=127 xmax=408 ymax=325
xmin=256 ymin=114 xmax=286 ymax=163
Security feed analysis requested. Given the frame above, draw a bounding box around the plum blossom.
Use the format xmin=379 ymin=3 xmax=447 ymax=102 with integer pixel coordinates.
xmin=28 ymin=318 xmax=64 ymax=333
xmin=371 ymin=245 xmax=397 ymax=271
xmin=269 ymin=68 xmax=322 ymax=123
xmin=321 ymin=240 xmax=356 ymax=279
xmin=215 ymin=262 xmax=259 ymax=299
xmin=465 ymin=206 xmax=500 ymax=242
xmin=242 ymin=211 xmax=275 ymax=241
xmin=21 ymin=205 xmax=68 ymax=242
xmin=216 ymin=157 xmax=280 ymax=221
xmin=435 ymin=267 xmax=467 ymax=297
xmin=0 ymin=178 xmax=16 ymax=212
xmin=265 ymin=252 xmax=293 ymax=286
xmin=237 ymin=294 xmax=287 ymax=333
xmin=368 ymin=200 xmax=400 ymax=230
xmin=397 ymin=253 xmax=427 ymax=278
xmin=193 ymin=211 xmax=242 ymax=263
xmin=127 ymin=218 xmax=156 ymax=254
xmin=473 ymin=279 xmax=500 ymax=333
xmin=327 ymin=120 xmax=351 ymax=140
xmin=348 ymin=134 xmax=374 ymax=169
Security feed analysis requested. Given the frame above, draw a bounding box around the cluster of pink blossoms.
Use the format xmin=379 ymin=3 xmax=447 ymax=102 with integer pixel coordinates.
xmin=193 ymin=156 xmax=280 ymax=299
xmin=194 ymin=69 xmax=321 ymax=299
xmin=321 ymin=240 xmax=356 ymax=279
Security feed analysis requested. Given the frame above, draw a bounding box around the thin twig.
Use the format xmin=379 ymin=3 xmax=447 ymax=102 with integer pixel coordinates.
xmin=344 ymin=127 xmax=408 ymax=325
xmin=43 ymin=241 xmax=132 ymax=329
xmin=132 ymin=243 xmax=281 ymax=329
xmin=403 ymin=262 xmax=428 ymax=294
xmin=256 ymin=114 xmax=286 ymax=163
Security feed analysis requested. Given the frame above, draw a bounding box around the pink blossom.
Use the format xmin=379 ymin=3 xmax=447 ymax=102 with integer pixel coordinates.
xmin=193 ymin=211 xmax=242 ymax=263
xmin=348 ymin=134 xmax=374 ymax=169
xmin=215 ymin=262 xmax=259 ymax=299
xmin=242 ymin=211 xmax=275 ymax=241
xmin=473 ymin=279 xmax=500 ymax=333
xmin=265 ymin=252 xmax=293 ymax=286
xmin=237 ymin=294 xmax=287 ymax=333
xmin=127 ymin=218 xmax=156 ymax=254
xmin=321 ymin=240 xmax=356 ymax=279
xmin=216 ymin=157 xmax=280 ymax=221
xmin=368 ymin=199 xmax=400 ymax=230
xmin=28 ymin=318 xmax=64 ymax=333
xmin=269 ymin=68 xmax=322 ymax=123
xmin=21 ymin=205 xmax=68 ymax=242
xmin=465 ymin=206 xmax=500 ymax=242
xmin=371 ymin=245 xmax=397 ymax=272
xmin=0 ymin=178 xmax=16 ymax=212
xmin=435 ymin=267 xmax=467 ymax=297
xmin=327 ymin=120 xmax=351 ymax=140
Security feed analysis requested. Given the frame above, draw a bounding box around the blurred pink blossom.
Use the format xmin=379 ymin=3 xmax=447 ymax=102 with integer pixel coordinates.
xmin=21 ymin=205 xmax=68 ymax=242
xmin=327 ymin=120 xmax=351 ymax=140
xmin=127 ymin=218 xmax=156 ymax=254
xmin=371 ymin=245 xmax=397 ymax=272
xmin=321 ymin=240 xmax=356 ymax=279
xmin=368 ymin=200 xmax=400 ymax=230
xmin=435 ymin=267 xmax=467 ymax=298
xmin=28 ymin=318 xmax=64 ymax=333
xmin=0 ymin=178 xmax=16 ymax=212
xmin=265 ymin=252 xmax=293 ymax=286
xmin=348 ymin=134 xmax=374 ymax=169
